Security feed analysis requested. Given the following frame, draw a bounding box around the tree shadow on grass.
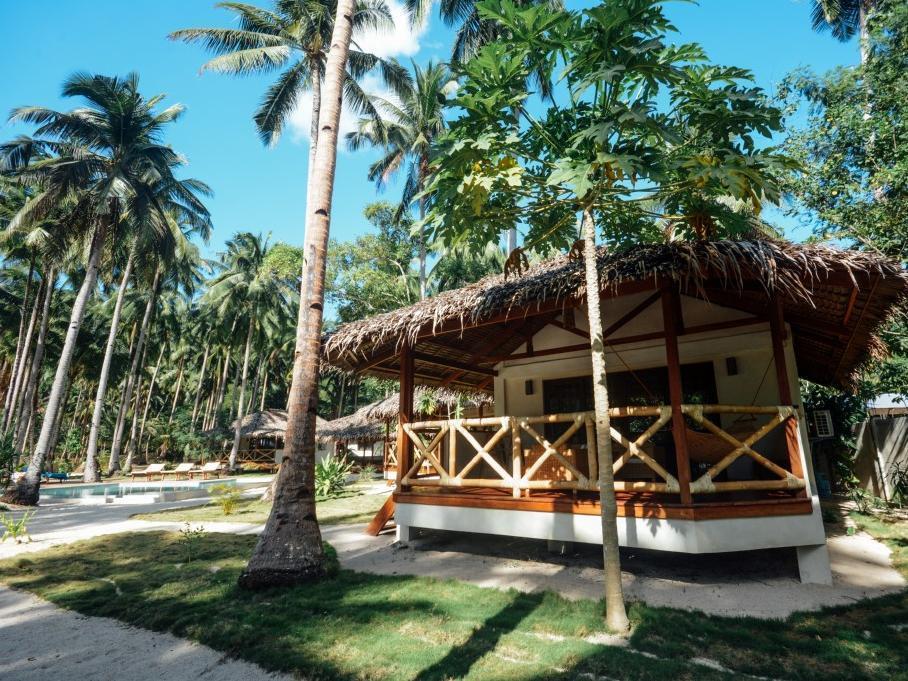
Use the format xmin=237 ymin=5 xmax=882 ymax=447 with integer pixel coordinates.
xmin=414 ymin=591 xmax=544 ymax=681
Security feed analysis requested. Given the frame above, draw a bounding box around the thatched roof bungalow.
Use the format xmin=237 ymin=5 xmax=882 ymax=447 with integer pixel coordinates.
xmin=324 ymin=239 xmax=907 ymax=583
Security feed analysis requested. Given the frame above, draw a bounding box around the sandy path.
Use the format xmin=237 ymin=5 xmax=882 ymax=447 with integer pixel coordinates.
xmin=0 ymin=587 xmax=295 ymax=681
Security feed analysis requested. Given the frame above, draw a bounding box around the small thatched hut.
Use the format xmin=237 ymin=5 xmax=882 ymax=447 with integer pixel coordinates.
xmin=322 ymin=239 xmax=908 ymax=583
xmin=226 ymin=409 xmax=331 ymax=468
xmin=318 ymin=388 xmax=494 ymax=473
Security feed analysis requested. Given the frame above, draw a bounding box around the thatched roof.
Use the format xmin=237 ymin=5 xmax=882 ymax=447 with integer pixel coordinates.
xmin=228 ymin=409 xmax=328 ymax=438
xmin=317 ymin=405 xmax=384 ymax=443
xmin=323 ymin=240 xmax=908 ymax=389
xmin=317 ymin=387 xmax=492 ymax=443
xmin=365 ymin=386 xmax=493 ymax=420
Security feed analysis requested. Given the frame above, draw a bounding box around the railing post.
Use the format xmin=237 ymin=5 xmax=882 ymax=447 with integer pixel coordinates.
xmin=510 ymin=417 xmax=521 ymax=498
xmin=661 ymin=284 xmax=693 ymax=504
xmin=769 ymin=296 xmax=806 ymax=483
xmin=449 ymin=421 xmax=457 ymax=478
xmin=396 ymin=344 xmax=414 ymax=491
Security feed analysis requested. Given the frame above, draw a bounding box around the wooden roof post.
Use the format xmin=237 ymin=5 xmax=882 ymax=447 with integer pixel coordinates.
xmin=661 ymin=283 xmax=692 ymax=505
xmin=397 ymin=344 xmax=415 ymax=490
xmin=769 ymin=296 xmax=806 ymax=483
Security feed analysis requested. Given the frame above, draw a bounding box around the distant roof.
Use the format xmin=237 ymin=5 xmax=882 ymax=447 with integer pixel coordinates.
xmin=228 ymin=409 xmax=328 ymax=438
xmin=317 ymin=387 xmax=493 ymax=443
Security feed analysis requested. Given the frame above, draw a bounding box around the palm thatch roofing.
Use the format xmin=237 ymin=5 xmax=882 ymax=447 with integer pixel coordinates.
xmin=317 ymin=387 xmax=493 ymax=443
xmin=228 ymin=409 xmax=328 ymax=439
xmin=323 ymin=239 xmax=908 ymax=390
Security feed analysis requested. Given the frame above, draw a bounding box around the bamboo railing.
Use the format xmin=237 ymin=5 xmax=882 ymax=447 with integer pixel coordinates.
xmin=399 ymin=405 xmax=806 ymax=499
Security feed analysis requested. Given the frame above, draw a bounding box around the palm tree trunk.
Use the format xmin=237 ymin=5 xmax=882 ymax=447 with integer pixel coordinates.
xmin=84 ymin=251 xmax=135 ymax=482
xmin=203 ymin=357 xmax=221 ymax=431
xmin=228 ymin=316 xmax=256 ymax=470
xmin=213 ymin=347 xmax=232 ymax=428
xmin=136 ymin=343 xmax=165 ymax=461
xmin=2 ymin=256 xmax=35 ymax=430
xmin=3 ymin=223 xmax=107 ymax=505
xmin=123 ymin=377 xmax=144 ymax=473
xmin=109 ymin=265 xmax=160 ymax=475
xmin=190 ymin=341 xmax=211 ymax=430
xmin=48 ymin=369 xmax=71 ymax=463
xmin=418 ymin=175 xmax=428 ymax=300
xmin=4 ymin=275 xmax=43 ymax=436
xmin=168 ymin=355 xmax=186 ymax=426
xmin=62 ymin=381 xmax=86 ymax=457
xmin=259 ymin=357 xmax=270 ymax=412
xmin=580 ymin=208 xmax=628 ymax=632
xmin=239 ymin=0 xmax=354 ymax=588
xmin=14 ymin=269 xmax=56 ymax=455
xmin=305 ymin=58 xmax=322 ymax=236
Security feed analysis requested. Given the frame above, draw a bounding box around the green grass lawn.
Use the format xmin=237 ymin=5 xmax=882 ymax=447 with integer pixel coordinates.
xmin=1 ymin=514 xmax=907 ymax=680
xmin=132 ymin=483 xmax=389 ymax=526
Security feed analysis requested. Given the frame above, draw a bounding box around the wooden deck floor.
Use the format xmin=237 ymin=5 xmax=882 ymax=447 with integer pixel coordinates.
xmin=395 ymin=486 xmax=812 ymax=521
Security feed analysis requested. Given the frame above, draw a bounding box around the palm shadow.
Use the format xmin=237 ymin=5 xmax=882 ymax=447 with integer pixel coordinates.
xmin=414 ymin=591 xmax=544 ymax=681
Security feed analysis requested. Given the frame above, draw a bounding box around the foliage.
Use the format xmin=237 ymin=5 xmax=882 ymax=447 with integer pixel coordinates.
xmin=177 ymin=522 xmax=205 ymax=563
xmin=0 ymin=434 xmax=15 ymax=488
xmin=358 ymin=463 xmax=378 ymax=479
xmin=326 ymin=202 xmax=419 ymax=322
xmin=0 ymin=510 xmax=34 ymax=544
xmin=424 ymin=0 xmax=795 ymax=255
xmin=315 ymin=454 xmax=354 ymax=499
xmin=782 ymin=0 xmax=908 ymax=266
xmin=210 ymin=484 xmax=242 ymax=516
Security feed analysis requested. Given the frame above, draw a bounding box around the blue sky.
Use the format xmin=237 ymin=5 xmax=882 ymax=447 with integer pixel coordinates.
xmin=1 ymin=0 xmax=857 ymax=259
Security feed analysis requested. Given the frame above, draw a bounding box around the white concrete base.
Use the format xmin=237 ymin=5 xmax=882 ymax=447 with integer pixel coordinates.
xmin=395 ymin=495 xmax=833 ymax=584
xmin=396 ymin=523 xmax=413 ymax=544
xmin=797 ymin=543 xmax=834 ymax=585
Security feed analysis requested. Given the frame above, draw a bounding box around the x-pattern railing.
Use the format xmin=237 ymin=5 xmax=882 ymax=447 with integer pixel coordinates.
xmin=399 ymin=405 xmax=806 ymax=498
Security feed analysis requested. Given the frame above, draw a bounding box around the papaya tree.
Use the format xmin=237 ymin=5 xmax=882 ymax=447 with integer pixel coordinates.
xmin=424 ymin=0 xmax=796 ymax=630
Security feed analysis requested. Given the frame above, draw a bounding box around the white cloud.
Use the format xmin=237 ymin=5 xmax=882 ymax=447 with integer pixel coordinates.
xmin=287 ymin=0 xmax=427 ymax=145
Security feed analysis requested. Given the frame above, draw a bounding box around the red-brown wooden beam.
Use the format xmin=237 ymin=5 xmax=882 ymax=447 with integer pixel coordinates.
xmin=661 ymin=284 xmax=693 ymax=505
xmin=769 ymin=296 xmax=805 ymax=484
xmin=397 ymin=344 xmax=414 ymax=490
xmin=411 ymin=352 xmax=497 ymax=377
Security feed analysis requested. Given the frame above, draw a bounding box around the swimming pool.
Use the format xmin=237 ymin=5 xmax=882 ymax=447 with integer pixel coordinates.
xmin=40 ymin=478 xmax=237 ymax=501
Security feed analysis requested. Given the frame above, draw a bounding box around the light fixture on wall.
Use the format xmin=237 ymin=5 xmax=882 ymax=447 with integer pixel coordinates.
xmin=726 ymin=357 xmax=739 ymax=376
xmin=525 ymin=379 xmax=535 ymax=395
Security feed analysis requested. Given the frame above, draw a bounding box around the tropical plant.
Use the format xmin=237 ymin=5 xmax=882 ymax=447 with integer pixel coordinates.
xmin=315 ymin=454 xmax=354 ymax=498
xmin=211 ymin=483 xmax=243 ymax=515
xmin=811 ymin=0 xmax=876 ymax=61
xmin=347 ymin=62 xmax=453 ymax=298
xmin=0 ymin=509 xmax=34 ymax=544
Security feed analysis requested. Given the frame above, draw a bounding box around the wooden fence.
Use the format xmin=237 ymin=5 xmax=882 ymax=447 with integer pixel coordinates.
xmin=399 ymin=405 xmax=806 ymax=499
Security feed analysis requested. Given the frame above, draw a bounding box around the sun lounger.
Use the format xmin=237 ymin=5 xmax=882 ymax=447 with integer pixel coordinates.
xmin=41 ymin=471 xmax=70 ymax=484
xmin=161 ymin=462 xmax=196 ymax=480
xmin=130 ymin=463 xmax=167 ymax=481
xmin=190 ymin=461 xmax=225 ymax=480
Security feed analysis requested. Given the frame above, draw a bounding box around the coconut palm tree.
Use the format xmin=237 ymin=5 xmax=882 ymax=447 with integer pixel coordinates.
xmin=204 ymin=232 xmax=293 ymax=470
xmin=347 ymin=61 xmax=451 ymax=299
xmin=0 ymin=72 xmax=204 ymax=504
xmin=239 ymin=0 xmax=356 ymax=588
xmin=811 ymin=1 xmax=874 ymax=56
xmin=170 ymin=0 xmax=409 ymax=238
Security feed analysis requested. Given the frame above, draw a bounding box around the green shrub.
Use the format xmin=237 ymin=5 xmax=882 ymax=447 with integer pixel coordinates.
xmin=315 ymin=455 xmax=353 ymax=499
xmin=210 ymin=484 xmax=241 ymax=515
xmin=178 ymin=522 xmax=205 ymax=563
xmin=359 ymin=464 xmax=378 ymax=480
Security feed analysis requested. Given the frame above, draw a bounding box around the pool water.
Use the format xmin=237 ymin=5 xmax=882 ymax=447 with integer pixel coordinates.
xmin=40 ymin=478 xmax=237 ymax=501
